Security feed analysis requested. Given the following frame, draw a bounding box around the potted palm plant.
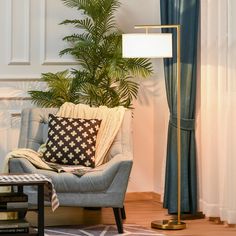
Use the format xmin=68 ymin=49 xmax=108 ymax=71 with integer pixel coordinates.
xmin=29 ymin=0 xmax=153 ymax=108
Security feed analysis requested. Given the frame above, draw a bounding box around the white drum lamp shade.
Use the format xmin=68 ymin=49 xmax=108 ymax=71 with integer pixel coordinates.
xmin=122 ymin=33 xmax=173 ymax=58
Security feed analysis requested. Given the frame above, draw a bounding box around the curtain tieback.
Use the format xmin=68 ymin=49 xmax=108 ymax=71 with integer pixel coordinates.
xmin=169 ymin=115 xmax=195 ymax=131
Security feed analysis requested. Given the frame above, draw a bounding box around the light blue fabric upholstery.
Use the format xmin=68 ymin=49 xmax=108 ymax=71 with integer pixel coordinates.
xmin=9 ymin=108 xmax=133 ymax=208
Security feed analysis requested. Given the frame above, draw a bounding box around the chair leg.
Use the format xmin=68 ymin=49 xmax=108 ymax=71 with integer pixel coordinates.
xmin=113 ymin=208 xmax=123 ymax=234
xmin=120 ymin=206 xmax=126 ymax=220
xmin=84 ymin=207 xmax=101 ymax=210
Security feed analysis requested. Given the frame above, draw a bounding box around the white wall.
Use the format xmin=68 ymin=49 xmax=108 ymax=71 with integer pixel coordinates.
xmin=0 ymin=0 xmax=169 ymax=194
xmin=117 ymin=0 xmax=169 ymax=193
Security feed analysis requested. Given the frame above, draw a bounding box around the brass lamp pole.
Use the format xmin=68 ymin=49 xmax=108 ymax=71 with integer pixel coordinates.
xmin=123 ymin=25 xmax=186 ymax=230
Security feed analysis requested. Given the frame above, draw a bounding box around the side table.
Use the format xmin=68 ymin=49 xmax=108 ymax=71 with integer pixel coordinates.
xmin=0 ymin=175 xmax=47 ymax=236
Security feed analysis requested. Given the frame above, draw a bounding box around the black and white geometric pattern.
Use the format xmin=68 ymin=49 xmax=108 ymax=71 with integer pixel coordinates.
xmin=44 ymin=224 xmax=163 ymax=236
xmin=43 ymin=114 xmax=101 ymax=168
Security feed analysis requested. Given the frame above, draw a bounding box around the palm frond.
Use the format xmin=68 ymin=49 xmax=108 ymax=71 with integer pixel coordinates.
xmin=61 ymin=0 xmax=89 ymax=10
xmin=29 ymin=70 xmax=75 ymax=108
xmin=117 ymin=78 xmax=139 ymax=107
xmin=62 ymin=33 xmax=92 ymax=43
xmin=60 ymin=18 xmax=94 ymax=33
xmin=29 ymin=91 xmax=63 ymax=108
xmin=122 ymin=58 xmax=153 ymax=78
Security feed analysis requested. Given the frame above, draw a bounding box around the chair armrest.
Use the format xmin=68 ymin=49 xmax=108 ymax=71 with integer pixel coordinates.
xmin=9 ymin=158 xmax=37 ymax=174
xmin=95 ymin=153 xmax=132 ymax=171
xmin=93 ymin=153 xmax=133 ymax=194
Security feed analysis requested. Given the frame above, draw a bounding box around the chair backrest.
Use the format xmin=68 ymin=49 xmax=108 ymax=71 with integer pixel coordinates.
xmin=18 ymin=107 xmax=133 ymax=160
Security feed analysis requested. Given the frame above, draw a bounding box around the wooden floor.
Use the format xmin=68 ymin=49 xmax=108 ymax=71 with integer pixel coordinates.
xmin=27 ymin=193 xmax=236 ymax=236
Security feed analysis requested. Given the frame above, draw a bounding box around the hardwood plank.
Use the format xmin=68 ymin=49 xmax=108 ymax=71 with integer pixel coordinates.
xmin=26 ymin=192 xmax=236 ymax=236
xmin=125 ymin=192 xmax=161 ymax=202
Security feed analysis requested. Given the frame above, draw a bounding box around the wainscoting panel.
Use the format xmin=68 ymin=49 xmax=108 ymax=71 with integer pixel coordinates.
xmin=0 ymin=80 xmax=46 ymax=166
xmin=1 ymin=0 xmax=78 ymax=78
xmin=40 ymin=0 xmax=78 ymax=65
xmin=7 ymin=0 xmax=30 ymax=65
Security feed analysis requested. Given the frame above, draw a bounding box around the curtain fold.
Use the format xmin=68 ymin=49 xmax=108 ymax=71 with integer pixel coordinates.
xmin=160 ymin=0 xmax=199 ymax=214
xmin=198 ymin=0 xmax=236 ymax=224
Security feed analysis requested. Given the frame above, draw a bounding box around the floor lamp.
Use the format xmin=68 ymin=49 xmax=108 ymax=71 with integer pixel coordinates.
xmin=122 ymin=25 xmax=186 ymax=230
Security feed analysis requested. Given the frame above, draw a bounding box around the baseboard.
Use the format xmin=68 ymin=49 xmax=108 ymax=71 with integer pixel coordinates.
xmin=125 ymin=192 xmax=161 ymax=202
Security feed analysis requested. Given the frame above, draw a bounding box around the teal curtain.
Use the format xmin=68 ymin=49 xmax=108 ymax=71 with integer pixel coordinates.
xmin=160 ymin=0 xmax=199 ymax=214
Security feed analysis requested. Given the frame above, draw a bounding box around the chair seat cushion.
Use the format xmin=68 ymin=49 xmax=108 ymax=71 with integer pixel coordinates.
xmin=33 ymin=161 xmax=117 ymax=193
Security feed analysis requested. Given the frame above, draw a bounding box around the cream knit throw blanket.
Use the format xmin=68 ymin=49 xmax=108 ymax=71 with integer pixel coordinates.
xmin=1 ymin=150 xmax=54 ymax=219
xmin=2 ymin=148 xmax=53 ymax=174
xmin=57 ymin=102 xmax=126 ymax=166
xmin=0 ymin=149 xmax=53 ymax=201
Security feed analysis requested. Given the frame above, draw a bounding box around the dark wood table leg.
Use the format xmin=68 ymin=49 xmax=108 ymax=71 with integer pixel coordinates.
xmin=18 ymin=185 xmax=23 ymax=194
xmin=17 ymin=185 xmax=25 ymax=219
xmin=38 ymin=184 xmax=44 ymax=236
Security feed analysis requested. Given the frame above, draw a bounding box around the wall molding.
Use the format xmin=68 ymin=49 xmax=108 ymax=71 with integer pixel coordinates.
xmin=0 ymin=79 xmax=41 ymax=82
xmin=40 ymin=0 xmax=77 ymax=65
xmin=0 ymin=97 xmax=31 ymax=101
xmin=42 ymin=59 xmax=78 ymax=66
xmin=7 ymin=0 xmax=30 ymax=65
xmin=0 ymin=74 xmax=42 ymax=82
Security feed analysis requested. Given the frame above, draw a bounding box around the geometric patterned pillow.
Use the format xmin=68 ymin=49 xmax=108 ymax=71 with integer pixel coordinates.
xmin=42 ymin=114 xmax=102 ymax=167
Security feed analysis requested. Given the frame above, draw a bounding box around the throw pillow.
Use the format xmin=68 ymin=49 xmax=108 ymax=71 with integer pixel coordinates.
xmin=43 ymin=114 xmax=101 ymax=167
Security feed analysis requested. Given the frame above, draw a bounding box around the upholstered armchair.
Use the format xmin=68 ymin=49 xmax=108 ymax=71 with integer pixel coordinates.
xmin=9 ymin=108 xmax=133 ymax=234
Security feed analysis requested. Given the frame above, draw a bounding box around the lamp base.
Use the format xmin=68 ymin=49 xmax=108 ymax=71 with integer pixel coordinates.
xmin=151 ymin=219 xmax=186 ymax=230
